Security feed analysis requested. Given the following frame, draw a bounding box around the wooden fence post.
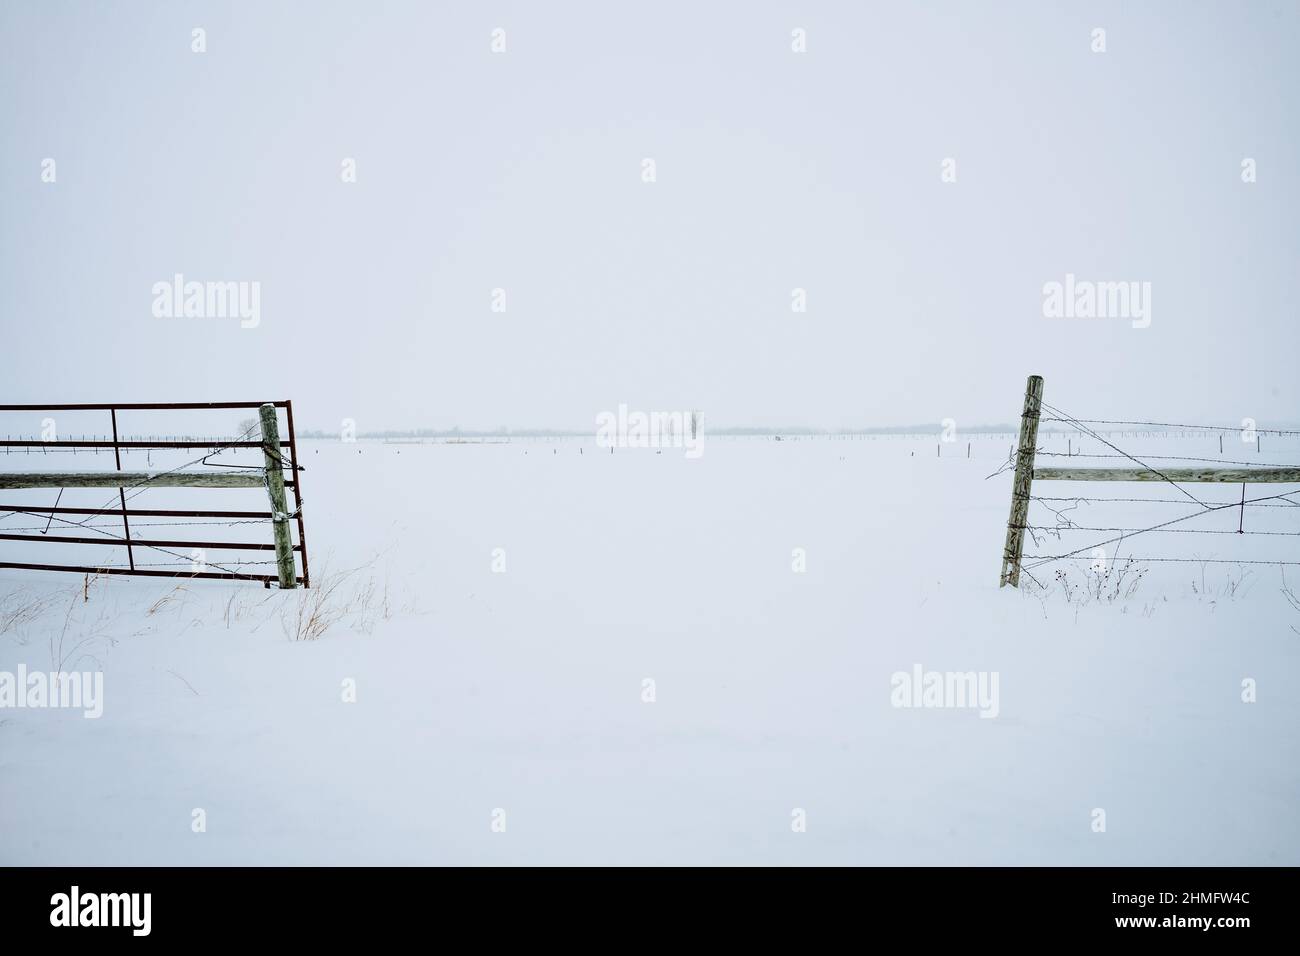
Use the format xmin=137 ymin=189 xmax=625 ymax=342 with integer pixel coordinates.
xmin=259 ymin=403 xmax=297 ymax=589
xmin=999 ymin=375 xmax=1044 ymax=588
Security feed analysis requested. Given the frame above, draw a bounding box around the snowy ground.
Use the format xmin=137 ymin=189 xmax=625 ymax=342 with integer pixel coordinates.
xmin=2 ymin=434 xmax=1298 ymax=865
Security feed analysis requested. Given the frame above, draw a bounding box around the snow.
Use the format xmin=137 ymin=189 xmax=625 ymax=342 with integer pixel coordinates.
xmin=1 ymin=435 xmax=1298 ymax=864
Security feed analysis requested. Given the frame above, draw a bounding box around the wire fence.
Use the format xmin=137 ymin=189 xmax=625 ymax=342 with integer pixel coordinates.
xmin=1011 ymin=399 xmax=1300 ymax=582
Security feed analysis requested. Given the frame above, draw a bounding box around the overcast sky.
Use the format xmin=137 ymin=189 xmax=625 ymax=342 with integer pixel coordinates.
xmin=2 ymin=1 xmax=1297 ymax=433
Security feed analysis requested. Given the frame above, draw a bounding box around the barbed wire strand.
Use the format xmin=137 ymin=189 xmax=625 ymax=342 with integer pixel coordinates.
xmin=1039 ymin=401 xmax=1211 ymax=509
xmin=1037 ymin=451 xmax=1300 ymax=468
xmin=1022 ymin=525 xmax=1300 ymax=537
xmin=1038 ymin=418 xmax=1300 ymax=437
xmin=1032 ymin=494 xmax=1300 ymax=509
xmin=1025 ymin=555 xmax=1300 ymax=567
xmin=1022 ymin=488 xmax=1300 ymax=572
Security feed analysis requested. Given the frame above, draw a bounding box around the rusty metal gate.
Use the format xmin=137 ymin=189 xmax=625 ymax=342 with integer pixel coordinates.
xmin=0 ymin=401 xmax=310 ymax=588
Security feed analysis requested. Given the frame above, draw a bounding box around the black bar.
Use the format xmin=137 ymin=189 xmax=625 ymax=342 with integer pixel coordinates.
xmin=0 ymin=866 xmax=1282 ymax=942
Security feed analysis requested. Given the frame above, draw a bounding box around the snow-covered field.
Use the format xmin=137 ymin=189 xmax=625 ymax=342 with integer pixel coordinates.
xmin=2 ymin=434 xmax=1298 ymax=865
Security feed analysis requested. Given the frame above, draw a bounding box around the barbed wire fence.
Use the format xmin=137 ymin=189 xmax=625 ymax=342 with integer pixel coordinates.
xmin=996 ymin=377 xmax=1300 ymax=590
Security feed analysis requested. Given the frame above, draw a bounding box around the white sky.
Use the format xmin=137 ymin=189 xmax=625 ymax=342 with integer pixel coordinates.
xmin=2 ymin=1 xmax=1297 ymax=432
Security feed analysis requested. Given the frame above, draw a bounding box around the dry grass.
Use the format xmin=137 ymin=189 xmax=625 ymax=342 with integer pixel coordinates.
xmin=279 ymin=554 xmax=400 ymax=641
xmin=282 ymin=569 xmax=353 ymax=641
xmin=3 ymin=553 xmax=407 ymax=649
xmin=1188 ymin=562 xmax=1256 ymax=606
xmin=49 ymin=587 xmax=108 ymax=673
xmin=1282 ymin=570 xmax=1300 ymax=636
xmin=278 ymin=557 xmax=379 ymax=640
xmin=224 ymin=588 xmax=277 ymax=630
xmin=81 ymin=571 xmax=108 ymax=603
xmin=1063 ymin=556 xmax=1147 ymax=606
xmin=147 ymin=585 xmax=190 ymax=616
xmin=1020 ymin=554 xmax=1148 ymax=617
xmin=0 ymin=587 xmax=59 ymax=640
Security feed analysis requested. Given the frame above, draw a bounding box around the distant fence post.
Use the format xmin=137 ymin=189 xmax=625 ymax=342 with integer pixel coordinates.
xmin=999 ymin=374 xmax=1044 ymax=588
xmin=259 ymin=403 xmax=297 ymax=589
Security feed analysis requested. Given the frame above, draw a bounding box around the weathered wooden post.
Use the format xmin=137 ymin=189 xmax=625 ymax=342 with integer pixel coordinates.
xmin=259 ymin=403 xmax=297 ymax=589
xmin=999 ymin=375 xmax=1044 ymax=588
